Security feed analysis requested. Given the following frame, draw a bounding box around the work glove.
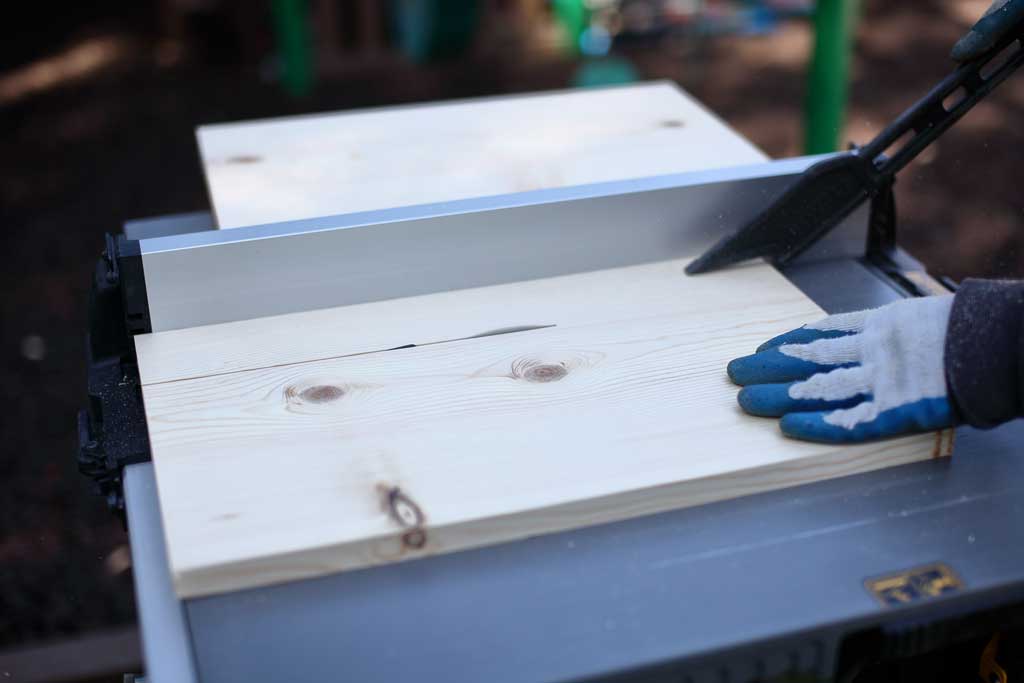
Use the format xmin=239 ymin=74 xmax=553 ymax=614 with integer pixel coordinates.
xmin=727 ymin=296 xmax=955 ymax=443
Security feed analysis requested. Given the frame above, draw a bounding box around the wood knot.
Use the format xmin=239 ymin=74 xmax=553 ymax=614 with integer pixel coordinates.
xmin=299 ymin=385 xmax=345 ymax=403
xmin=285 ymin=383 xmax=346 ymax=405
xmin=379 ymin=485 xmax=428 ymax=551
xmin=386 ymin=487 xmax=424 ymax=527
xmin=524 ymin=363 xmax=568 ymax=383
xmin=479 ymin=351 xmax=598 ymax=382
xmin=402 ymin=529 xmax=427 ymax=549
xmin=509 ymin=357 xmax=578 ymax=383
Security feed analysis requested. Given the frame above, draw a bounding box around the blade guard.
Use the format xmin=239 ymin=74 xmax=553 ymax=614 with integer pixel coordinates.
xmin=686 ymin=153 xmax=882 ymax=275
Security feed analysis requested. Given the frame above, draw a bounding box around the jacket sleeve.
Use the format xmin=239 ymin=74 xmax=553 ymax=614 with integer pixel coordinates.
xmin=945 ymin=278 xmax=1024 ymax=428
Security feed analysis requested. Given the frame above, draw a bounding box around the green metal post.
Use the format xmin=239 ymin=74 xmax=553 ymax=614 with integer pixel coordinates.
xmin=804 ymin=0 xmax=859 ymax=154
xmin=552 ymin=0 xmax=589 ymax=56
xmin=271 ymin=0 xmax=313 ymax=97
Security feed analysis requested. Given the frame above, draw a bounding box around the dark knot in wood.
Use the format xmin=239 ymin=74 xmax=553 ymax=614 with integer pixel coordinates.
xmin=523 ymin=363 xmax=568 ymax=383
xmin=402 ymin=529 xmax=427 ymax=549
xmin=381 ymin=486 xmax=428 ymax=551
xmin=296 ymin=385 xmax=345 ymax=403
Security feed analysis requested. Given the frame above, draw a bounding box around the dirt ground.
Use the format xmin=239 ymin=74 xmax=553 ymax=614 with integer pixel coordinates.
xmin=2 ymin=0 xmax=1021 ymax=655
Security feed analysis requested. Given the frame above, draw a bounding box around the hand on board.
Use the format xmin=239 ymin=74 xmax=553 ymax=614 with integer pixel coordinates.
xmin=727 ymin=296 xmax=956 ymax=443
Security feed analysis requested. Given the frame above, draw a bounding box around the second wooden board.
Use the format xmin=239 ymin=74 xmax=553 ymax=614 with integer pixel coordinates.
xmin=197 ymin=82 xmax=766 ymax=228
xmin=141 ymin=260 xmax=950 ymax=598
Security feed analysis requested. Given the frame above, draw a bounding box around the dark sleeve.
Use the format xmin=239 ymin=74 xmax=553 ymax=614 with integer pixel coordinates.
xmin=944 ymin=278 xmax=1024 ymax=428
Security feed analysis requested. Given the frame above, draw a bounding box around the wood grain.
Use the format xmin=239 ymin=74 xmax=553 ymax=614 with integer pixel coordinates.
xmin=137 ymin=258 xmax=804 ymax=385
xmin=141 ymin=260 xmax=948 ymax=598
xmin=197 ymin=82 xmax=766 ymax=229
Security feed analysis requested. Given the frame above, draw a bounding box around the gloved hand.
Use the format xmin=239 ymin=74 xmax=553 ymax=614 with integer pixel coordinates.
xmin=727 ymin=296 xmax=955 ymax=443
xmin=951 ymin=0 xmax=1024 ymax=63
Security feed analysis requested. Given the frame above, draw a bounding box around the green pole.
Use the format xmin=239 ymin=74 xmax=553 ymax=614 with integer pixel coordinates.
xmin=551 ymin=0 xmax=589 ymax=56
xmin=804 ymin=0 xmax=858 ymax=154
xmin=271 ymin=0 xmax=313 ymax=97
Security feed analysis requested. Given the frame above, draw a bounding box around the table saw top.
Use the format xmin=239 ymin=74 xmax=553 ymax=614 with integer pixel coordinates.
xmin=135 ymin=81 xmax=951 ymax=600
xmin=120 ymin=82 xmax=1024 ymax=683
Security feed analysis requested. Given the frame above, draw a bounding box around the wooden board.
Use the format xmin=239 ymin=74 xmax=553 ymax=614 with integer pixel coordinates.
xmin=197 ymin=82 xmax=767 ymax=228
xmin=139 ymin=259 xmax=950 ymax=598
xmin=136 ymin=258 xmax=811 ymax=384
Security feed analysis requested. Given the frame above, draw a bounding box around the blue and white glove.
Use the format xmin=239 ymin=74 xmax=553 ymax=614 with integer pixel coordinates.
xmin=728 ymin=296 xmax=956 ymax=442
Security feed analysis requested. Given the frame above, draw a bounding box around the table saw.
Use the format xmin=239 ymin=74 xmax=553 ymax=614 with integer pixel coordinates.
xmin=78 ymin=83 xmax=1024 ymax=682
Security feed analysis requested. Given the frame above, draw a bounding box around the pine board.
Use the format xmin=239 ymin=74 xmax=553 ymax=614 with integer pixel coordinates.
xmin=197 ymin=82 xmax=766 ymax=229
xmin=137 ymin=258 xmax=811 ymax=384
xmin=139 ymin=259 xmax=950 ymax=599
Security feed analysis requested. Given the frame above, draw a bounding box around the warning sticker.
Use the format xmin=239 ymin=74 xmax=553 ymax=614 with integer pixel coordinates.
xmin=865 ymin=563 xmax=964 ymax=607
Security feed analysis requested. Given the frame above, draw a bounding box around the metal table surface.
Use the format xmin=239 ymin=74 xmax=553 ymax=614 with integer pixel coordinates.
xmin=122 ymin=230 xmax=1024 ymax=682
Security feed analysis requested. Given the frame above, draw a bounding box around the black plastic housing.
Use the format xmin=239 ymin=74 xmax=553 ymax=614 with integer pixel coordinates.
xmin=78 ymin=234 xmax=152 ymax=516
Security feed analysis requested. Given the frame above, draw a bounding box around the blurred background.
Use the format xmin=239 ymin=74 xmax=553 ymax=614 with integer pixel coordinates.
xmin=2 ymin=0 xmax=1022 ymax=680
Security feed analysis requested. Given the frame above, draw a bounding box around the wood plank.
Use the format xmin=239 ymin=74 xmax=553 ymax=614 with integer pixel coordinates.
xmin=137 ymin=258 xmax=805 ymax=385
xmin=197 ymin=82 xmax=767 ymax=229
xmin=142 ymin=261 xmax=948 ymax=598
